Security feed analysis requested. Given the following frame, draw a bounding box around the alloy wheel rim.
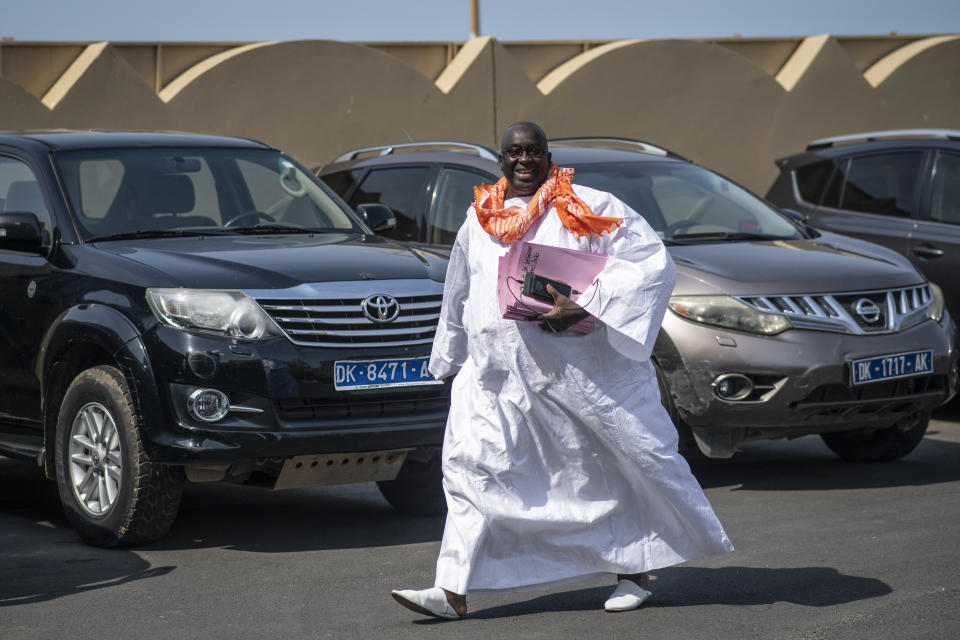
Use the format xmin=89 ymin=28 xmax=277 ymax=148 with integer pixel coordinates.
xmin=68 ymin=401 xmax=123 ymax=517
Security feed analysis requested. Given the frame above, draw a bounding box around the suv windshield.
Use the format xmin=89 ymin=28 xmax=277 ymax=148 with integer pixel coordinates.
xmin=54 ymin=148 xmax=362 ymax=239
xmin=568 ymin=161 xmax=801 ymax=242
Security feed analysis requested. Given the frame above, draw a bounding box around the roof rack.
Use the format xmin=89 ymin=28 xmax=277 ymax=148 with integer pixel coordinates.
xmin=548 ymin=136 xmax=681 ymax=159
xmin=806 ymin=129 xmax=960 ymax=151
xmin=334 ymin=141 xmax=498 ymax=163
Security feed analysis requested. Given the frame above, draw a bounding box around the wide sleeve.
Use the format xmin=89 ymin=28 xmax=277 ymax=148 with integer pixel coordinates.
xmin=577 ymin=195 xmax=676 ymax=362
xmin=428 ymin=213 xmax=473 ymax=379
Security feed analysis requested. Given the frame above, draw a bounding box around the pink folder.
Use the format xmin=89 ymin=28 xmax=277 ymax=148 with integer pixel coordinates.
xmin=497 ymin=240 xmax=607 ymax=334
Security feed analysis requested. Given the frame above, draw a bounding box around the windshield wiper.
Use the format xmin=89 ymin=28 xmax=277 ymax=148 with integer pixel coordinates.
xmin=669 ymin=231 xmax=795 ymax=243
xmin=226 ymin=224 xmax=339 ymax=234
xmin=87 ymin=229 xmax=229 ymax=242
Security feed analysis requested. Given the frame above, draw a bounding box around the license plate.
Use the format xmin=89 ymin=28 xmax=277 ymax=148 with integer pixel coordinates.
xmin=850 ymin=349 xmax=933 ymax=385
xmin=334 ymin=356 xmax=442 ymax=390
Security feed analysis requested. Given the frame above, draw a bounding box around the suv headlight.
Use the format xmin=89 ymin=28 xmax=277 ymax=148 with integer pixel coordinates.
xmin=146 ymin=289 xmax=280 ymax=340
xmin=669 ymin=295 xmax=792 ymax=335
xmin=928 ymin=282 xmax=945 ymax=323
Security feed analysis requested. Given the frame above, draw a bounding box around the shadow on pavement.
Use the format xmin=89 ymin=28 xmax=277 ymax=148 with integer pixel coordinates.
xmin=0 ymin=454 xmax=444 ymax=556
xmin=144 ymin=480 xmax=446 ymax=553
xmin=0 ymin=457 xmax=442 ymax=604
xmin=0 ymin=461 xmax=175 ymax=608
xmin=687 ymin=414 xmax=960 ymax=492
xmin=462 ymin=565 xmax=890 ymax=620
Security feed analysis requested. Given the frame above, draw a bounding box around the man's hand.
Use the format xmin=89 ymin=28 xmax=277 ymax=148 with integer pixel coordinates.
xmin=536 ymin=284 xmax=589 ymax=334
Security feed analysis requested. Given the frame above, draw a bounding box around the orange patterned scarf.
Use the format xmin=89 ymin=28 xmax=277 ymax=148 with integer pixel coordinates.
xmin=473 ymin=164 xmax=623 ymax=244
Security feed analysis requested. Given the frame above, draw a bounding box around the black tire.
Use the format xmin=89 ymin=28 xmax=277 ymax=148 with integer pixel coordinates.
xmin=820 ymin=410 xmax=931 ymax=462
xmin=376 ymin=451 xmax=446 ymax=516
xmin=54 ymin=365 xmax=184 ymax=547
xmin=655 ymin=363 xmax=699 ymax=455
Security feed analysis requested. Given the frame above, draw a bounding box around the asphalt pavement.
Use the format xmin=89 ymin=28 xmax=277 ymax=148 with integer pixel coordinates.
xmin=2 ymin=404 xmax=959 ymax=640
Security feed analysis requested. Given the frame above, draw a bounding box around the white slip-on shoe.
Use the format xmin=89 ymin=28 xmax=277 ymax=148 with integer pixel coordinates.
xmin=604 ymin=579 xmax=653 ymax=612
xmin=391 ymin=587 xmax=462 ymax=619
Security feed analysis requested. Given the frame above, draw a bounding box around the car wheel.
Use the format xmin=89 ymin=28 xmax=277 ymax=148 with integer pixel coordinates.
xmin=376 ymin=450 xmax=446 ymax=516
xmin=54 ymin=365 xmax=184 ymax=547
xmin=655 ymin=363 xmax=699 ymax=454
xmin=820 ymin=410 xmax=931 ymax=462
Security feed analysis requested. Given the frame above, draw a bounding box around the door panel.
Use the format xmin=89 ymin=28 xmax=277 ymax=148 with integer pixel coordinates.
xmin=0 ymin=156 xmax=55 ymax=425
xmin=808 ymin=206 xmax=915 ymax=257
xmin=912 ymin=151 xmax=960 ymax=318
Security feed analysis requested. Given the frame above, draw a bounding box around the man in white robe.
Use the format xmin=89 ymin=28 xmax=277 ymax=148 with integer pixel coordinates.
xmin=392 ymin=122 xmax=732 ymax=619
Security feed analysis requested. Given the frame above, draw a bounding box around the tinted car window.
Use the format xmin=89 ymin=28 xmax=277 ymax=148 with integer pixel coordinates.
xmin=54 ymin=148 xmax=359 ymax=237
xmin=429 ymin=168 xmax=485 ymax=245
xmin=0 ymin=156 xmax=52 ymax=241
xmin=348 ymin=167 xmax=430 ymax=242
xmin=319 ymin=169 xmax=363 ymax=199
xmin=930 ymin=152 xmax=960 ymax=225
xmin=795 ymin=159 xmax=834 ymax=204
xmin=820 ymin=157 xmax=847 ymax=209
xmin=837 ymin=152 xmax=923 ymax=217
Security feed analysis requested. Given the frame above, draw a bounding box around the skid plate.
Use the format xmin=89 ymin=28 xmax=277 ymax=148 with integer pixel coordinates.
xmin=273 ymin=449 xmax=409 ymax=490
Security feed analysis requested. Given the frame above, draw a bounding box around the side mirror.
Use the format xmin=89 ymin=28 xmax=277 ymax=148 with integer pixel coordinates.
xmin=0 ymin=212 xmax=43 ymax=253
xmin=356 ymin=203 xmax=397 ymax=234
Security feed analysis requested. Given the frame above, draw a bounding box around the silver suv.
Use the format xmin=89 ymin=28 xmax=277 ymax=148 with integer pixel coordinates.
xmin=317 ymin=138 xmax=959 ymax=461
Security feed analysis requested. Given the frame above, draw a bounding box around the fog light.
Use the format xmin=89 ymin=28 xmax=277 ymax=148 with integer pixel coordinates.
xmin=712 ymin=374 xmax=754 ymax=401
xmin=187 ymin=388 xmax=230 ymax=422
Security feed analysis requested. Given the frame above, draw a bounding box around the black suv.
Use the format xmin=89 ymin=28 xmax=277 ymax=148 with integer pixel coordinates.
xmin=0 ymin=131 xmax=450 ymax=547
xmin=766 ymin=129 xmax=960 ymax=319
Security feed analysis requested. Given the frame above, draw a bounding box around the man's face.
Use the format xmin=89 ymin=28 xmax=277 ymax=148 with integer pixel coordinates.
xmin=500 ymin=126 xmax=551 ymax=199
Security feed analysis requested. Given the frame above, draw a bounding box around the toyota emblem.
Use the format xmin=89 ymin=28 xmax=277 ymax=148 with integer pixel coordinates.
xmin=361 ymin=294 xmax=400 ymax=323
xmin=853 ymin=298 xmax=881 ymax=323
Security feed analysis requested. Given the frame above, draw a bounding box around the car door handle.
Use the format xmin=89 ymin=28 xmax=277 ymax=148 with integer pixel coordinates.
xmin=913 ymin=245 xmax=944 ymax=258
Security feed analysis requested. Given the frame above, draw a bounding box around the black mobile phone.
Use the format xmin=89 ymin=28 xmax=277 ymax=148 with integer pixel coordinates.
xmin=522 ymin=272 xmax=572 ymax=302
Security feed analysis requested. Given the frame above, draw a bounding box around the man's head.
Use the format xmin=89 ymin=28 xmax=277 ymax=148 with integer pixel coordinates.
xmin=499 ymin=121 xmax=551 ymax=199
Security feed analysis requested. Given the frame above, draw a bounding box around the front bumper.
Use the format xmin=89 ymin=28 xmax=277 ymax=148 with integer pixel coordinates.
xmin=657 ymin=310 xmax=958 ymax=436
xmin=136 ymin=327 xmax=449 ymax=464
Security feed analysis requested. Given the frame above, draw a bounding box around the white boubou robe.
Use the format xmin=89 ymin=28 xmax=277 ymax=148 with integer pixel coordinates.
xmin=429 ymin=184 xmax=733 ymax=595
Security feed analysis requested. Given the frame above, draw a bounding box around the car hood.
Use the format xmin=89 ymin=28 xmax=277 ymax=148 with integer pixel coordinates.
xmin=90 ymin=233 xmax=448 ymax=289
xmin=671 ymin=232 xmax=923 ymax=296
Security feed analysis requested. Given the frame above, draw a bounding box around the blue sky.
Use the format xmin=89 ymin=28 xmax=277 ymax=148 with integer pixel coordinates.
xmin=2 ymin=0 xmax=958 ymax=41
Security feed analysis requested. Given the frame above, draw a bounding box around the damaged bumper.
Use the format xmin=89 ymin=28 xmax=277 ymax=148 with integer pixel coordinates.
xmin=655 ymin=311 xmax=959 ymax=440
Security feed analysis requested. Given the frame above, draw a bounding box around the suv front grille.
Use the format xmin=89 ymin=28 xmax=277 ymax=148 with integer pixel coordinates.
xmin=249 ymin=280 xmax=445 ymax=348
xmin=831 ymin=291 xmax=889 ymax=331
xmin=739 ymin=284 xmax=932 ymax=335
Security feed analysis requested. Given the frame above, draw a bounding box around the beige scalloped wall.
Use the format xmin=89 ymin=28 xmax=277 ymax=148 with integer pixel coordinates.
xmin=1 ymin=35 xmax=957 ymax=192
